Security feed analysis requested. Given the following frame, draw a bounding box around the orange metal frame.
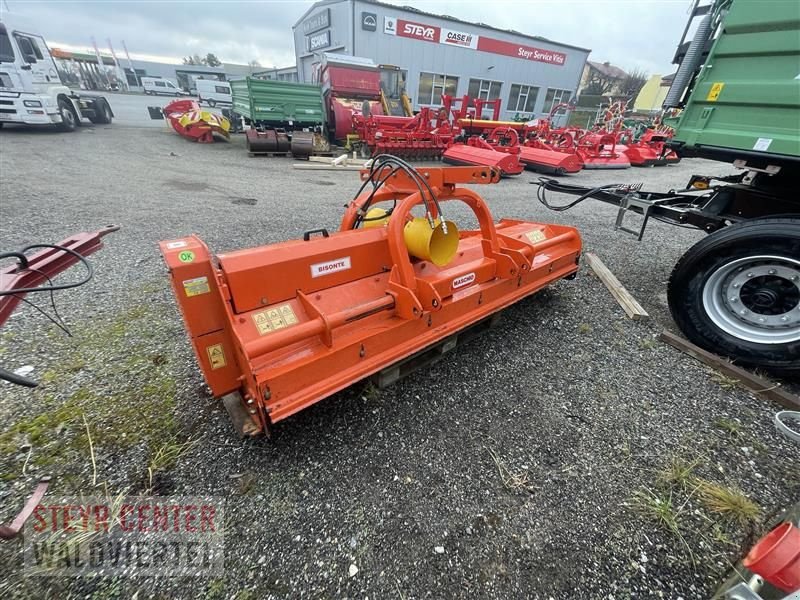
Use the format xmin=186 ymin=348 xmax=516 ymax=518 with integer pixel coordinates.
xmin=160 ymin=166 xmax=581 ymax=435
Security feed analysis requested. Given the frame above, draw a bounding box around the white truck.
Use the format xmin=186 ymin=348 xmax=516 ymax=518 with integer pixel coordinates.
xmin=0 ymin=17 xmax=113 ymax=131
xmin=141 ymin=76 xmax=189 ymax=97
xmin=196 ymin=79 xmax=231 ymax=107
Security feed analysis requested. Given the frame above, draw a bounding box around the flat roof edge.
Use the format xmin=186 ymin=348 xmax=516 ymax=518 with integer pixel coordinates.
xmin=356 ymin=0 xmax=592 ymax=53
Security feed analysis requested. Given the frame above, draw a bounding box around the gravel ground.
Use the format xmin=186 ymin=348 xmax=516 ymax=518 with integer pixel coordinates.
xmin=0 ymin=125 xmax=798 ymax=599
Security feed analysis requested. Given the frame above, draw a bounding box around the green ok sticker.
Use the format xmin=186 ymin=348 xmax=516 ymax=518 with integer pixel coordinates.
xmin=178 ymin=250 xmax=195 ymax=263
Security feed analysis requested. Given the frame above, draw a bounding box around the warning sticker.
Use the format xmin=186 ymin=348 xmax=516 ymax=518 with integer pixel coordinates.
xmin=166 ymin=240 xmax=188 ymax=249
xmin=183 ymin=276 xmax=210 ymax=297
xmin=206 ymin=344 xmax=226 ymax=370
xmin=526 ymin=229 xmax=546 ymax=243
xmin=252 ymin=303 xmax=298 ymax=336
xmin=178 ymin=250 xmax=195 ymax=263
xmin=753 ymin=137 xmax=773 ymax=152
xmin=706 ymin=82 xmax=725 ymax=102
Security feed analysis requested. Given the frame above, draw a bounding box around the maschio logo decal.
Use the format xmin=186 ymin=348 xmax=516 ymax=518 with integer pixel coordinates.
xmin=452 ymin=272 xmax=476 ymax=289
xmin=310 ymin=256 xmax=352 ymax=278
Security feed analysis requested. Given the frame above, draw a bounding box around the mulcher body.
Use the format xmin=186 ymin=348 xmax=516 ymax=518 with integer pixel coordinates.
xmin=160 ymin=165 xmax=581 ymax=435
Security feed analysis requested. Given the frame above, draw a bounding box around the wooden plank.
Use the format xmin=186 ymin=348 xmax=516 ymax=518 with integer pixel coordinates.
xmin=291 ymin=163 xmax=367 ymax=171
xmin=307 ymin=156 xmax=334 ymax=164
xmin=332 ymin=154 xmax=348 ymax=166
xmin=584 ymin=252 xmax=649 ymax=320
xmin=659 ymin=330 xmax=800 ymax=411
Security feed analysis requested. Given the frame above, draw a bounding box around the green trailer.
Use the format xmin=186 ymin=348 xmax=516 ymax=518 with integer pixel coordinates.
xmin=666 ymin=0 xmax=800 ymax=165
xmin=538 ymin=0 xmax=800 ymax=373
xmin=228 ymin=78 xmax=326 ymax=157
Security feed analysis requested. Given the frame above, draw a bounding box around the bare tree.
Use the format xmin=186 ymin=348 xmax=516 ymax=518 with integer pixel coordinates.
xmin=620 ymin=68 xmax=649 ymax=99
xmin=205 ymin=53 xmax=222 ymax=67
xmin=585 ymin=69 xmax=618 ymax=96
xmin=183 ymin=54 xmax=204 ymax=66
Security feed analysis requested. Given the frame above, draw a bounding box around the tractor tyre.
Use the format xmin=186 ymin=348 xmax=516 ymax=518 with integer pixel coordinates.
xmin=668 ymin=218 xmax=800 ymax=374
xmin=57 ymin=98 xmax=78 ymax=132
xmin=58 ymin=98 xmax=78 ymax=131
xmin=88 ymin=99 xmax=113 ymax=124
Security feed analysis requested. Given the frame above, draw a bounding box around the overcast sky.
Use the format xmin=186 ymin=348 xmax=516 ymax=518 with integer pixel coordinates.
xmin=3 ymin=0 xmax=694 ymax=75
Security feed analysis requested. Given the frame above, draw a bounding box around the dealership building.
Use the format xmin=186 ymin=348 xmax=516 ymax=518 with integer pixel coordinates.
xmin=292 ymin=0 xmax=590 ymax=120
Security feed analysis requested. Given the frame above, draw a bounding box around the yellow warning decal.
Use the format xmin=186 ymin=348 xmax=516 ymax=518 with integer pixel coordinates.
xmin=206 ymin=344 xmax=226 ymax=370
xmin=706 ymin=82 xmax=724 ymax=102
xmin=252 ymin=303 xmax=298 ymax=336
xmin=525 ymin=229 xmax=546 ymax=244
xmin=183 ymin=276 xmax=210 ymax=297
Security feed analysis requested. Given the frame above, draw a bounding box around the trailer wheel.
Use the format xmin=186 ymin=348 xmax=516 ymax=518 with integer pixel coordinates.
xmin=668 ymin=218 xmax=800 ymax=373
xmin=57 ymin=98 xmax=77 ymax=132
xmin=88 ymin=99 xmax=112 ymax=124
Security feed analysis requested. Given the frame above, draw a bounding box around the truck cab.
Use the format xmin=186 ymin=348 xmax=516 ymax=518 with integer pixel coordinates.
xmin=0 ymin=18 xmax=112 ymax=130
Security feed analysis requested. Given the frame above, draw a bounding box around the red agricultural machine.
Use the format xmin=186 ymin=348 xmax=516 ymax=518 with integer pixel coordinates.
xmin=321 ymin=53 xmax=385 ymax=143
xmin=160 ymin=158 xmax=581 ymax=436
xmin=443 ymin=127 xmax=524 ymax=176
xmin=0 ymin=225 xmax=117 ymax=538
xmin=619 ymin=125 xmax=681 ymax=167
xmin=352 ymin=106 xmax=459 ymax=159
xmin=149 ymin=99 xmax=231 ymax=144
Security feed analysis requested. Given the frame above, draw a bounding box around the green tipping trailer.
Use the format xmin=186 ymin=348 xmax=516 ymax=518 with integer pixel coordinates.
xmin=537 ymin=0 xmax=800 ymax=373
xmin=228 ymin=78 xmax=325 ymax=157
xmin=666 ymin=0 xmax=800 ymax=165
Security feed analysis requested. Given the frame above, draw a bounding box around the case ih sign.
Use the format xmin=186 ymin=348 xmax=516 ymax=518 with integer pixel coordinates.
xmin=383 ymin=15 xmax=566 ymax=66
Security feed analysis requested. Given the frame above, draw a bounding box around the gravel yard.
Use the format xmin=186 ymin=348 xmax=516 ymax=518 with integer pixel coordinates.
xmin=0 ymin=125 xmax=797 ymax=599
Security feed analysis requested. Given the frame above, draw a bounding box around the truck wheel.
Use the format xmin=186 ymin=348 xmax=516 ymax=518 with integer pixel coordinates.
xmin=57 ymin=98 xmax=77 ymax=132
xmin=668 ymin=218 xmax=800 ymax=373
xmin=89 ymin=99 xmax=112 ymax=124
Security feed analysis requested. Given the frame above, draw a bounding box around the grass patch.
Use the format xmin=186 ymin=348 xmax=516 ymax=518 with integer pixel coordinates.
xmin=485 ymin=446 xmax=533 ymax=494
xmin=696 ymin=480 xmax=760 ymax=526
xmin=206 ymin=578 xmax=226 ymax=599
xmin=638 ymin=337 xmax=657 ymax=350
xmin=710 ymin=371 xmax=739 ymax=391
xmin=0 ymin=299 xmax=184 ymax=489
xmin=714 ymin=417 xmax=742 ymax=436
xmin=630 ymin=487 xmax=682 ymax=536
xmin=657 ymin=456 xmax=701 ymax=489
xmin=146 ymin=437 xmax=196 ymax=494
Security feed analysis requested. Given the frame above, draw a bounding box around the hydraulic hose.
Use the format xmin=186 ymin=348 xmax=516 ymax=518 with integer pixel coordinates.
xmin=663 ymin=14 xmax=713 ymax=109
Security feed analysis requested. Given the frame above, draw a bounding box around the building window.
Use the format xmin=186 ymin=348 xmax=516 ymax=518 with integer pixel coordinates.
xmin=417 ymin=72 xmax=459 ymax=106
xmin=124 ymin=68 xmax=145 ymax=87
xmin=467 ymin=79 xmax=502 ymax=102
xmin=544 ymin=88 xmax=573 ymax=113
xmin=508 ymin=84 xmax=539 ymax=113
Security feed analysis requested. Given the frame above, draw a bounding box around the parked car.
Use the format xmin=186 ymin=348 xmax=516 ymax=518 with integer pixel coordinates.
xmin=141 ymin=77 xmax=189 ymax=96
xmin=196 ymin=80 xmax=232 ymax=107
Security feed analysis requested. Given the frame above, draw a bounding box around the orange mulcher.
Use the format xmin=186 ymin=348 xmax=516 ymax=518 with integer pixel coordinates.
xmin=160 ymin=156 xmax=581 ymax=436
